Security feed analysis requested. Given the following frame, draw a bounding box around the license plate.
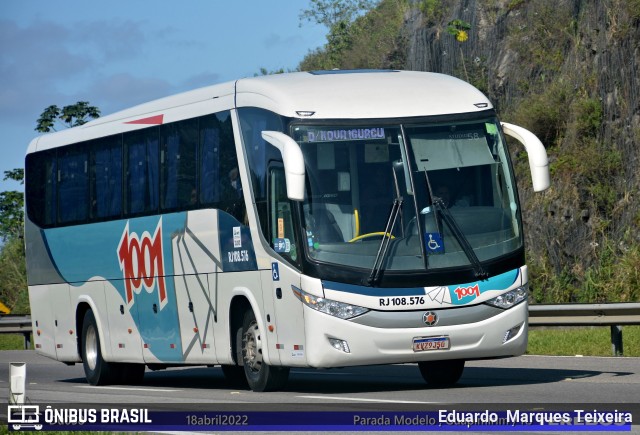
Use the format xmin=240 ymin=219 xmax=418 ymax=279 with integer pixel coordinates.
xmin=412 ymin=336 xmax=450 ymax=352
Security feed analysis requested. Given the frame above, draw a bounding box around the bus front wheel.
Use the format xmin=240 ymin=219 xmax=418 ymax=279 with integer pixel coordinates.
xmin=81 ymin=310 xmax=118 ymax=385
xmin=241 ymin=309 xmax=289 ymax=392
xmin=418 ymin=359 xmax=465 ymax=387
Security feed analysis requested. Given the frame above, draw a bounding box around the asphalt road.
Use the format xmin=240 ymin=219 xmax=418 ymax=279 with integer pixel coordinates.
xmin=1 ymin=351 xmax=638 ymax=433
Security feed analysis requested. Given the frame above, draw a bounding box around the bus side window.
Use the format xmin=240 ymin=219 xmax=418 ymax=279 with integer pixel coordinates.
xmin=58 ymin=146 xmax=88 ymax=224
xmin=26 ymin=150 xmax=57 ymax=227
xmin=161 ymin=118 xmax=197 ymax=211
xmin=200 ymin=111 xmax=246 ymax=222
xmin=91 ymin=136 xmax=122 ymax=220
xmin=124 ymin=128 xmax=160 ymax=215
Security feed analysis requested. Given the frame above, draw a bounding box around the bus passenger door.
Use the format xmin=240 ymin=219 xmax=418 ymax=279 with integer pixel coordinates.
xmin=266 ymin=168 xmax=306 ymax=366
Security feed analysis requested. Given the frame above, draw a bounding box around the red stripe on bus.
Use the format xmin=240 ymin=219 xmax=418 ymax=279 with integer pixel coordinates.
xmin=125 ymin=114 xmax=164 ymax=125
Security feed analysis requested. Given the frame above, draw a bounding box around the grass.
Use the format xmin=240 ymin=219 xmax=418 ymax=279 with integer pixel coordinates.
xmin=0 ymin=334 xmax=32 ymax=351
xmin=2 ymin=327 xmax=639 ymax=356
xmin=527 ymin=325 xmax=640 ymax=357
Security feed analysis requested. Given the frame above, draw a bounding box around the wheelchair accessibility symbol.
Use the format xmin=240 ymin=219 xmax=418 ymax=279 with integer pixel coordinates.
xmin=425 ymin=232 xmax=444 ymax=254
xmin=272 ymin=262 xmax=280 ymax=281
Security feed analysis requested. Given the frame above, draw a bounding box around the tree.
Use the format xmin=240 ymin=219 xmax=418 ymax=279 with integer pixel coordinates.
xmin=0 ymin=169 xmax=24 ymax=242
xmin=35 ymin=101 xmax=101 ymax=133
xmin=0 ymin=101 xmax=101 ymax=314
xmin=0 ymin=169 xmax=25 ymax=313
xmin=299 ymin=0 xmax=379 ymax=69
xmin=299 ymin=0 xmax=378 ymax=29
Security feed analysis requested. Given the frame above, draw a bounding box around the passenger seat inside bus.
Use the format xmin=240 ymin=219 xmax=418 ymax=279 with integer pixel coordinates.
xmin=306 ymin=204 xmax=344 ymax=243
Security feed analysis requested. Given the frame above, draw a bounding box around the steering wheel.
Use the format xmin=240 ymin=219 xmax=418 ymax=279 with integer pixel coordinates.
xmin=348 ymin=232 xmax=396 ymax=243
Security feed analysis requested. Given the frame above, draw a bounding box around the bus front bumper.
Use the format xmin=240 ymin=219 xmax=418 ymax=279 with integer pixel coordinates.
xmin=302 ymin=301 xmax=528 ymax=368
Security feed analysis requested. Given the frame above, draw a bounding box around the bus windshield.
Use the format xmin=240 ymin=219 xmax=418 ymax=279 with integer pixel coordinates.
xmin=291 ymin=117 xmax=521 ymax=274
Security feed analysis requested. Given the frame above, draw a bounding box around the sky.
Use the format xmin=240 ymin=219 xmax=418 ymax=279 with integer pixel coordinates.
xmin=0 ymin=1 xmax=327 ymax=193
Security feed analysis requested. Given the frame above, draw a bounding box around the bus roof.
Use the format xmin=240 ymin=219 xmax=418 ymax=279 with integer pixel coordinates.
xmin=27 ymin=70 xmax=493 ymax=154
xmin=235 ymin=70 xmax=492 ymax=119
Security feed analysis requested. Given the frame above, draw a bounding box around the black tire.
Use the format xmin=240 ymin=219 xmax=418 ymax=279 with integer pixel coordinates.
xmin=81 ymin=310 xmax=118 ymax=385
xmin=241 ymin=309 xmax=289 ymax=392
xmin=418 ymin=359 xmax=465 ymax=387
xmin=221 ymin=364 xmax=249 ymax=388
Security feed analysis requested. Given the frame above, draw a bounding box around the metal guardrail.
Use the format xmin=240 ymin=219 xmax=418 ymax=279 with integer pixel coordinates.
xmin=528 ymin=303 xmax=640 ymax=356
xmin=1 ymin=303 xmax=639 ymax=355
xmin=528 ymin=303 xmax=640 ymax=326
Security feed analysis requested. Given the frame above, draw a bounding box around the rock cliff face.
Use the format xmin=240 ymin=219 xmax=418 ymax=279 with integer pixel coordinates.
xmin=403 ymin=0 xmax=640 ymax=301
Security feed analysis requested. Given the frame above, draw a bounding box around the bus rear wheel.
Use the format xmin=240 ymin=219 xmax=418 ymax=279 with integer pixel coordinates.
xmin=241 ymin=309 xmax=289 ymax=392
xmin=418 ymin=359 xmax=465 ymax=387
xmin=81 ymin=310 xmax=118 ymax=385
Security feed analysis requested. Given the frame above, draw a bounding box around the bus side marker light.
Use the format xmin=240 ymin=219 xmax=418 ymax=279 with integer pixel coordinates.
xmin=128 ymin=328 xmax=132 ymax=334
xmin=193 ymin=327 xmax=198 ymax=333
xmin=170 ymin=344 xmax=175 ymax=349
xmin=202 ymin=344 xmax=210 ymax=349
xmin=56 ymin=344 xmax=62 ymax=349
xmin=36 ymin=330 xmax=41 ymax=336
xmin=268 ymin=325 xmax=274 ymax=332
xmin=68 ymin=330 xmax=73 ymax=335
xmin=119 ymin=344 xmax=125 ymax=348
xmin=276 ymin=344 xmax=284 ymax=349
xmin=144 ymin=343 xmax=149 ymax=349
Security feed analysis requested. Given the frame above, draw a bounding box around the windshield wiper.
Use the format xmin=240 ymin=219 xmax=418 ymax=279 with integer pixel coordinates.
xmin=432 ymin=198 xmax=488 ymax=280
xmin=423 ymin=172 xmax=488 ymax=280
xmin=367 ymin=197 xmax=403 ymax=286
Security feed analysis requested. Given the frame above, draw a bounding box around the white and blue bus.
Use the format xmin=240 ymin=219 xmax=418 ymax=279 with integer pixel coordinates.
xmin=25 ymin=70 xmax=549 ymax=391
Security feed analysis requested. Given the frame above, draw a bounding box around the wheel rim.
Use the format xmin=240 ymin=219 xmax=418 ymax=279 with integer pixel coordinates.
xmin=243 ymin=321 xmax=263 ymax=373
xmin=85 ymin=324 xmax=98 ymax=371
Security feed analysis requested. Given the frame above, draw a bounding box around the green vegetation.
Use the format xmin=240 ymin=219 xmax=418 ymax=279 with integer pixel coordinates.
xmin=299 ymin=0 xmax=408 ymax=70
xmin=299 ymin=0 xmax=640 ymax=307
xmin=528 ymin=326 xmax=640 ymax=357
xmin=0 ymin=237 xmax=28 ymax=313
xmin=0 ymin=101 xmax=100 ymax=315
xmin=418 ymin=0 xmax=444 ymax=25
xmin=35 ymin=101 xmax=100 ymax=133
xmin=0 ymin=334 xmax=32 ymax=351
xmin=2 ymin=1 xmax=640 ymax=316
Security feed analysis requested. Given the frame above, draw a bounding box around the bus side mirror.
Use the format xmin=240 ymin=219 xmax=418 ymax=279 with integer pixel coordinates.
xmin=261 ymin=131 xmax=306 ymax=201
xmin=501 ymin=122 xmax=550 ymax=192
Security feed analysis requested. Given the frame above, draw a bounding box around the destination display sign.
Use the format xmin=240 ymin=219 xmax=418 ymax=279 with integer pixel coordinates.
xmin=303 ymin=127 xmax=386 ymax=143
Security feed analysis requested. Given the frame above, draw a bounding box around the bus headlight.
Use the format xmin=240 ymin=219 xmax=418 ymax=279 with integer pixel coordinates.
xmin=485 ymin=284 xmax=528 ymax=309
xmin=292 ymin=286 xmax=369 ymax=319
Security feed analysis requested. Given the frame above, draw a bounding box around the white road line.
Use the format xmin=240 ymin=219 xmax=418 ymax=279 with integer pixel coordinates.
xmin=76 ymin=385 xmax=180 ymax=392
xmin=297 ymin=395 xmax=436 ymax=404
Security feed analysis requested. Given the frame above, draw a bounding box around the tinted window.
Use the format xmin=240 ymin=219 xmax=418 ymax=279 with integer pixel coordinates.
xmin=201 ymin=111 xmax=245 ymax=222
xmin=26 ymin=150 xmax=57 ymax=226
xmin=161 ymin=119 xmax=197 ymax=210
xmin=238 ymin=108 xmax=284 ymax=233
xmin=58 ymin=146 xmax=88 ymax=224
xmin=124 ymin=128 xmax=159 ymax=215
xmin=91 ymin=136 xmax=122 ymax=219
xmin=26 ymin=110 xmax=243 ymax=227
